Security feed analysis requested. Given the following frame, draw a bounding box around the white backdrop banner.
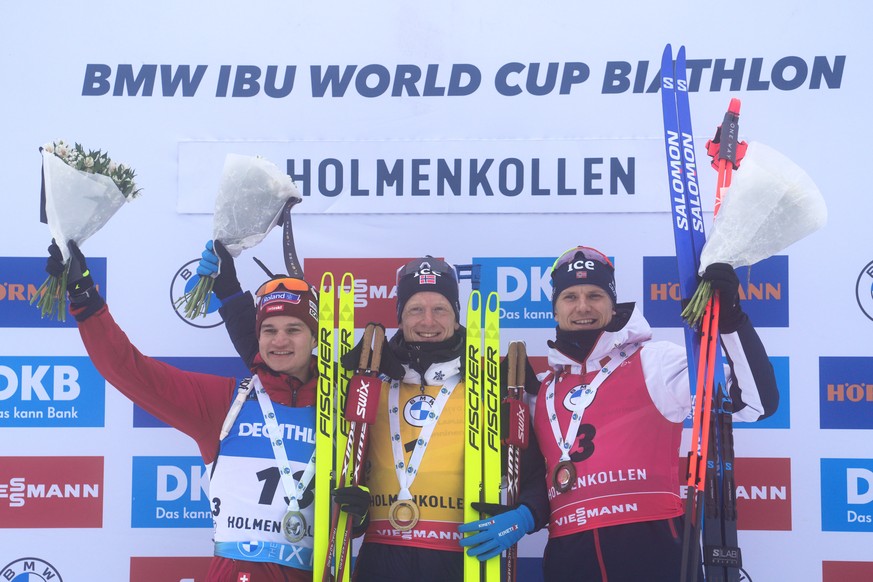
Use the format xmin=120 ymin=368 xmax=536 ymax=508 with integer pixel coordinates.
xmin=178 ymin=139 xmax=651 ymax=214
xmin=1 ymin=1 xmax=871 ymax=581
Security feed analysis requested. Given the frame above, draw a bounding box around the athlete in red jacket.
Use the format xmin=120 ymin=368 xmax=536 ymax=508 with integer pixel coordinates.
xmin=47 ymin=240 xmax=358 ymax=582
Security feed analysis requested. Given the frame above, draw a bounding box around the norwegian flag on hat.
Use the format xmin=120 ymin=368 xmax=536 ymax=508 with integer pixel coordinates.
xmin=419 ymin=273 xmax=437 ymax=284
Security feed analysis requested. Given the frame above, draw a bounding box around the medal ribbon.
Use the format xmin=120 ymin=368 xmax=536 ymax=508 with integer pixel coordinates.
xmin=220 ymin=378 xmax=255 ymax=440
xmin=388 ymin=375 xmax=461 ymax=500
xmin=544 ymin=343 xmax=641 ymax=462
xmin=252 ymin=375 xmax=317 ymax=514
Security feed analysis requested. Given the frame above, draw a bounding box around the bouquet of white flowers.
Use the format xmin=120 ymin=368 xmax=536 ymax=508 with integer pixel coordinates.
xmin=32 ymin=140 xmax=141 ymax=320
xmin=682 ymin=141 xmax=827 ymax=324
xmin=177 ymin=154 xmax=302 ymax=318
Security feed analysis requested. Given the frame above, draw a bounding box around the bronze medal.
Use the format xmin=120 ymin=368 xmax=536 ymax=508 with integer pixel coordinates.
xmin=552 ymin=460 xmax=577 ymax=493
xmin=281 ymin=510 xmax=307 ymax=543
xmin=387 ymin=499 xmax=420 ymax=531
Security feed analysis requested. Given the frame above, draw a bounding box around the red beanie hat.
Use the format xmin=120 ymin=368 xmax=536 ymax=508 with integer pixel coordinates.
xmin=255 ymin=277 xmax=319 ymax=335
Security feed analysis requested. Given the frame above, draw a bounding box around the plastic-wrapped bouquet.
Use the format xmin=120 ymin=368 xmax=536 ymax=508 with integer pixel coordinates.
xmin=682 ymin=142 xmax=827 ymax=325
xmin=177 ymin=154 xmax=301 ymax=318
xmin=32 ymin=140 xmax=142 ymax=320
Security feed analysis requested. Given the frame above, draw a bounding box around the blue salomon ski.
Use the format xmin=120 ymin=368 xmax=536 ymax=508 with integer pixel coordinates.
xmin=660 ymin=44 xmax=740 ymax=582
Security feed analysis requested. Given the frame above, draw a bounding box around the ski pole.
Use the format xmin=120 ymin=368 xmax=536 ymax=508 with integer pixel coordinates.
xmin=694 ymin=98 xmax=747 ymax=510
xmin=322 ymin=323 xmax=383 ymax=582
xmin=335 ymin=325 xmax=384 ymax=582
xmin=683 ymin=98 xmax=747 ymax=582
xmin=503 ymin=341 xmax=529 ymax=582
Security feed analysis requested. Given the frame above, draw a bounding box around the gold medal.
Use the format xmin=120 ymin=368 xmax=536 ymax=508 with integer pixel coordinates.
xmin=552 ymin=460 xmax=577 ymax=493
xmin=281 ymin=510 xmax=307 ymax=543
xmin=387 ymin=499 xmax=420 ymax=531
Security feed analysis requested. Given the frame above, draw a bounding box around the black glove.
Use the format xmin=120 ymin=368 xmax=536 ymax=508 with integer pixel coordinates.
xmin=211 ymin=240 xmax=242 ymax=300
xmin=340 ymin=325 xmax=405 ymax=381
xmin=701 ymin=263 xmax=747 ymax=333
xmin=333 ymin=485 xmax=371 ymax=526
xmin=47 ymin=240 xmax=105 ymax=321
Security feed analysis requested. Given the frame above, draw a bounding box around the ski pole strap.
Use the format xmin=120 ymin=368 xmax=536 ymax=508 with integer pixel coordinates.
xmin=505 ymin=399 xmax=529 ymax=449
xmin=281 ymin=198 xmax=304 ymax=279
xmin=219 ymin=377 xmax=255 ymax=441
xmin=344 ymin=324 xmax=385 ymax=424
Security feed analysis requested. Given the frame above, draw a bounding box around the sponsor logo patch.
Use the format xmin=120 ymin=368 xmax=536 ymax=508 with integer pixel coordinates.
xmin=0 ymin=256 xmax=106 ymax=328
xmin=820 ymin=357 xmax=873 ymax=429
xmin=1 ymin=557 xmax=64 ymax=580
xmin=131 ymin=456 xmax=212 ymax=528
xmin=0 ymin=456 xmax=104 ymax=528
xmin=130 ymin=556 xmax=212 ymax=582
xmin=679 ymin=457 xmax=791 ymax=531
xmin=856 ymin=260 xmax=873 ymax=321
xmin=0 ymin=356 xmax=106 ymax=427
xmin=821 ymin=458 xmax=873 ymax=532
xmin=643 ymin=255 xmax=788 ymax=328
xmin=170 ymin=259 xmax=223 ymax=328
xmin=306 ymin=257 xmax=417 ymax=327
xmin=404 ymin=394 xmax=437 ymax=427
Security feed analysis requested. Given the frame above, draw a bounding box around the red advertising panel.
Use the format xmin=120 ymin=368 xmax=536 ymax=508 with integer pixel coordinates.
xmin=679 ymin=457 xmax=791 ymax=531
xmin=0 ymin=456 xmax=103 ymax=528
xmin=822 ymin=561 xmax=873 ymax=582
xmin=130 ymin=557 xmax=212 ymax=582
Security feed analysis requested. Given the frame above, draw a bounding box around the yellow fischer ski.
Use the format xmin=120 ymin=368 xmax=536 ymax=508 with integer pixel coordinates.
xmin=315 ymin=272 xmax=336 ymax=578
xmin=334 ymin=273 xmax=355 ymax=582
xmin=482 ymin=292 xmax=501 ymax=582
xmin=463 ymin=290 xmax=483 ymax=582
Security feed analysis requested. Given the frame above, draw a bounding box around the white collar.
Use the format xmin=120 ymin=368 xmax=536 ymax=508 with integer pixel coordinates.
xmin=402 ymin=356 xmax=463 ymax=386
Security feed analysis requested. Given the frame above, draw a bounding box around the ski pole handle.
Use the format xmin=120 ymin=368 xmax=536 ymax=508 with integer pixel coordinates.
xmin=705 ymin=98 xmax=748 ymax=172
xmin=359 ymin=324 xmax=375 ymax=370
xmin=515 ymin=341 xmax=527 ymax=388
xmin=506 ymin=340 xmax=518 ymax=388
xmin=504 ymin=341 xmax=529 ymax=449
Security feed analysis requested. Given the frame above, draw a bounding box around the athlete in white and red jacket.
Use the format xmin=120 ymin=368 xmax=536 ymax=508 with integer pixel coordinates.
xmin=460 ymin=245 xmax=779 ymax=582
